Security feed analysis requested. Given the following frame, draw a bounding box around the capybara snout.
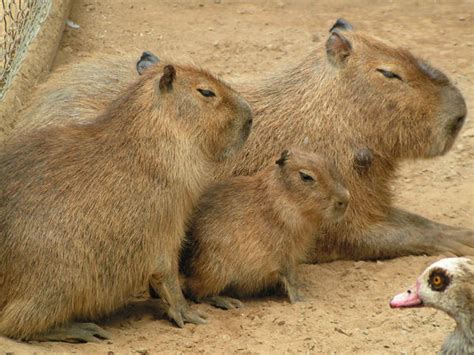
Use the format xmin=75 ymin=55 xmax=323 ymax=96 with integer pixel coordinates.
xmin=215 ymin=95 xmax=253 ymax=161
xmin=439 ymin=85 xmax=467 ymax=154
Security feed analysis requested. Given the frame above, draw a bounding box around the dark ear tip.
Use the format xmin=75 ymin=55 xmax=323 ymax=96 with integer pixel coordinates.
xmin=159 ymin=65 xmax=176 ymax=91
xmin=275 ymin=149 xmax=290 ymax=166
xmin=163 ymin=64 xmax=176 ymax=77
xmin=136 ymin=51 xmax=160 ymax=75
xmin=329 ymin=18 xmax=353 ymax=33
xmin=354 ymin=147 xmax=374 ymax=171
xmin=142 ymin=50 xmax=155 ymax=58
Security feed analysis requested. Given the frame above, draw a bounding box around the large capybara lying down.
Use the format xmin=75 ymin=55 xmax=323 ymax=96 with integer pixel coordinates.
xmin=14 ymin=19 xmax=472 ymax=262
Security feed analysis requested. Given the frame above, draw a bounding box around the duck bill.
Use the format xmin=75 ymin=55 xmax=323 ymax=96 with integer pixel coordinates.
xmin=390 ymin=282 xmax=423 ymax=308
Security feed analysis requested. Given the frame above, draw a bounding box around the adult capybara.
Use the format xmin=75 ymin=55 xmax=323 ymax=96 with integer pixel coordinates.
xmin=0 ymin=63 xmax=252 ymax=342
xmin=13 ymin=19 xmax=472 ymax=261
xmin=182 ymin=148 xmax=349 ymax=310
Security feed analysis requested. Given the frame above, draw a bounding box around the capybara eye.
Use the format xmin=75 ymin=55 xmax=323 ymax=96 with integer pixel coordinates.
xmin=197 ymin=88 xmax=216 ymax=98
xmin=376 ymin=68 xmax=402 ymax=81
xmin=299 ymin=171 xmax=315 ymax=182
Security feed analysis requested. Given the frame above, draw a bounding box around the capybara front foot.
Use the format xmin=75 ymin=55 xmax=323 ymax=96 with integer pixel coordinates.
xmin=199 ymin=296 xmax=244 ymax=310
xmin=285 ymin=286 xmax=303 ymax=304
xmin=280 ymin=275 xmax=303 ymax=304
xmin=359 ymin=209 xmax=474 ymax=260
xmin=150 ymin=274 xmax=207 ymax=327
xmin=165 ymin=302 xmax=208 ymax=328
xmin=30 ymin=322 xmax=110 ymax=343
xmin=440 ymin=228 xmax=474 ymax=256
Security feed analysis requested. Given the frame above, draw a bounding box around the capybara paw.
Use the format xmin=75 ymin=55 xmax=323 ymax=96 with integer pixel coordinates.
xmin=202 ymin=296 xmax=244 ymax=310
xmin=182 ymin=307 xmax=208 ymax=325
xmin=288 ymin=292 xmax=304 ymax=304
xmin=437 ymin=229 xmax=474 ymax=256
xmin=32 ymin=322 xmax=111 ymax=343
xmin=166 ymin=304 xmax=207 ymax=328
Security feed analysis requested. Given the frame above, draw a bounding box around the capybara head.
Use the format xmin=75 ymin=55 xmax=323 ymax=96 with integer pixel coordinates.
xmin=321 ymin=19 xmax=467 ymax=159
xmin=275 ymin=148 xmax=350 ymax=221
xmin=138 ymin=63 xmax=253 ymax=161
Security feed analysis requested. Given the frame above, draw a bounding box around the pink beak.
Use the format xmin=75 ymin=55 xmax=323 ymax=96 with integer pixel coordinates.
xmin=390 ymin=281 xmax=423 ymax=308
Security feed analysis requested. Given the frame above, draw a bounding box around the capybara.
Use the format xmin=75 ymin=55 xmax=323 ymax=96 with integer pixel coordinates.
xmin=181 ymin=148 xmax=350 ymax=309
xmin=13 ymin=19 xmax=472 ymax=261
xmin=0 ymin=63 xmax=252 ymax=342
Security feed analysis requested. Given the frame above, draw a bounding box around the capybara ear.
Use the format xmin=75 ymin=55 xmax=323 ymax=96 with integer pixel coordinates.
xmin=275 ymin=149 xmax=291 ymax=166
xmin=326 ymin=30 xmax=352 ymax=66
xmin=329 ymin=18 xmax=353 ymax=33
xmin=136 ymin=51 xmax=160 ymax=75
xmin=353 ymin=147 xmax=374 ymax=173
xmin=159 ymin=65 xmax=176 ymax=92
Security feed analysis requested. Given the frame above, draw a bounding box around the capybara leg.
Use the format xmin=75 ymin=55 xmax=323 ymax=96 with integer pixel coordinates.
xmin=365 ymin=208 xmax=470 ymax=261
xmin=198 ymin=296 xmax=243 ymax=310
xmin=313 ymin=207 xmax=473 ymax=262
xmin=29 ymin=322 xmax=110 ymax=343
xmin=149 ymin=273 xmax=207 ymax=328
xmin=280 ymin=272 xmax=302 ymax=304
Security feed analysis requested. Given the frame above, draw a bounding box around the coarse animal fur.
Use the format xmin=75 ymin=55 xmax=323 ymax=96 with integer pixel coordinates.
xmin=0 ymin=63 xmax=252 ymax=341
xmin=181 ymin=148 xmax=350 ymax=309
xmin=13 ymin=19 xmax=472 ymax=261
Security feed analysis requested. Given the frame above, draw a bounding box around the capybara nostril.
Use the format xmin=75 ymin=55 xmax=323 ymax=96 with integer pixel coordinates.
xmin=333 ymin=190 xmax=350 ymax=214
xmin=451 ymin=115 xmax=466 ymax=133
xmin=335 ymin=199 xmax=348 ymax=211
xmin=247 ymin=118 xmax=253 ymax=129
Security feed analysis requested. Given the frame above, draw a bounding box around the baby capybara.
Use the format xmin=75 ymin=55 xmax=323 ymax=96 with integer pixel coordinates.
xmin=182 ymin=148 xmax=349 ymax=309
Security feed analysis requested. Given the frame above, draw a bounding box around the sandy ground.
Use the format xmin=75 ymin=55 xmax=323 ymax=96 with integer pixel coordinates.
xmin=1 ymin=0 xmax=473 ymax=353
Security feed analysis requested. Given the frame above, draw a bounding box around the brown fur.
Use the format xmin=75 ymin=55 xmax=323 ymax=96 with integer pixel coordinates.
xmin=0 ymin=63 xmax=252 ymax=340
xmin=13 ymin=21 xmax=472 ymax=261
xmin=182 ymin=148 xmax=349 ymax=304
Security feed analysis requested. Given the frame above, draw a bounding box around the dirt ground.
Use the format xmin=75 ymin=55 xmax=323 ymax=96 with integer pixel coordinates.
xmin=1 ymin=0 xmax=473 ymax=353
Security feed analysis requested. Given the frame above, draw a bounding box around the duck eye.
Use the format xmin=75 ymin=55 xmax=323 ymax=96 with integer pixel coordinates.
xmin=428 ymin=269 xmax=450 ymax=292
xmin=299 ymin=171 xmax=315 ymax=182
xmin=376 ymin=69 xmax=402 ymax=81
xmin=197 ymin=88 xmax=216 ymax=97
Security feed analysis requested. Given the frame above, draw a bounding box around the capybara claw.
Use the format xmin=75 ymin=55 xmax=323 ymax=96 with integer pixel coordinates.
xmin=201 ymin=296 xmax=244 ymax=310
xmin=31 ymin=322 xmax=110 ymax=343
xmin=166 ymin=304 xmax=207 ymax=327
xmin=182 ymin=308 xmax=208 ymax=325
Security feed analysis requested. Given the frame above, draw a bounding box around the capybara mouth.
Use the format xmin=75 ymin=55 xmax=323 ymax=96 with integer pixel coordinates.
xmin=328 ymin=206 xmax=347 ymax=222
xmin=217 ymin=123 xmax=252 ymax=161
